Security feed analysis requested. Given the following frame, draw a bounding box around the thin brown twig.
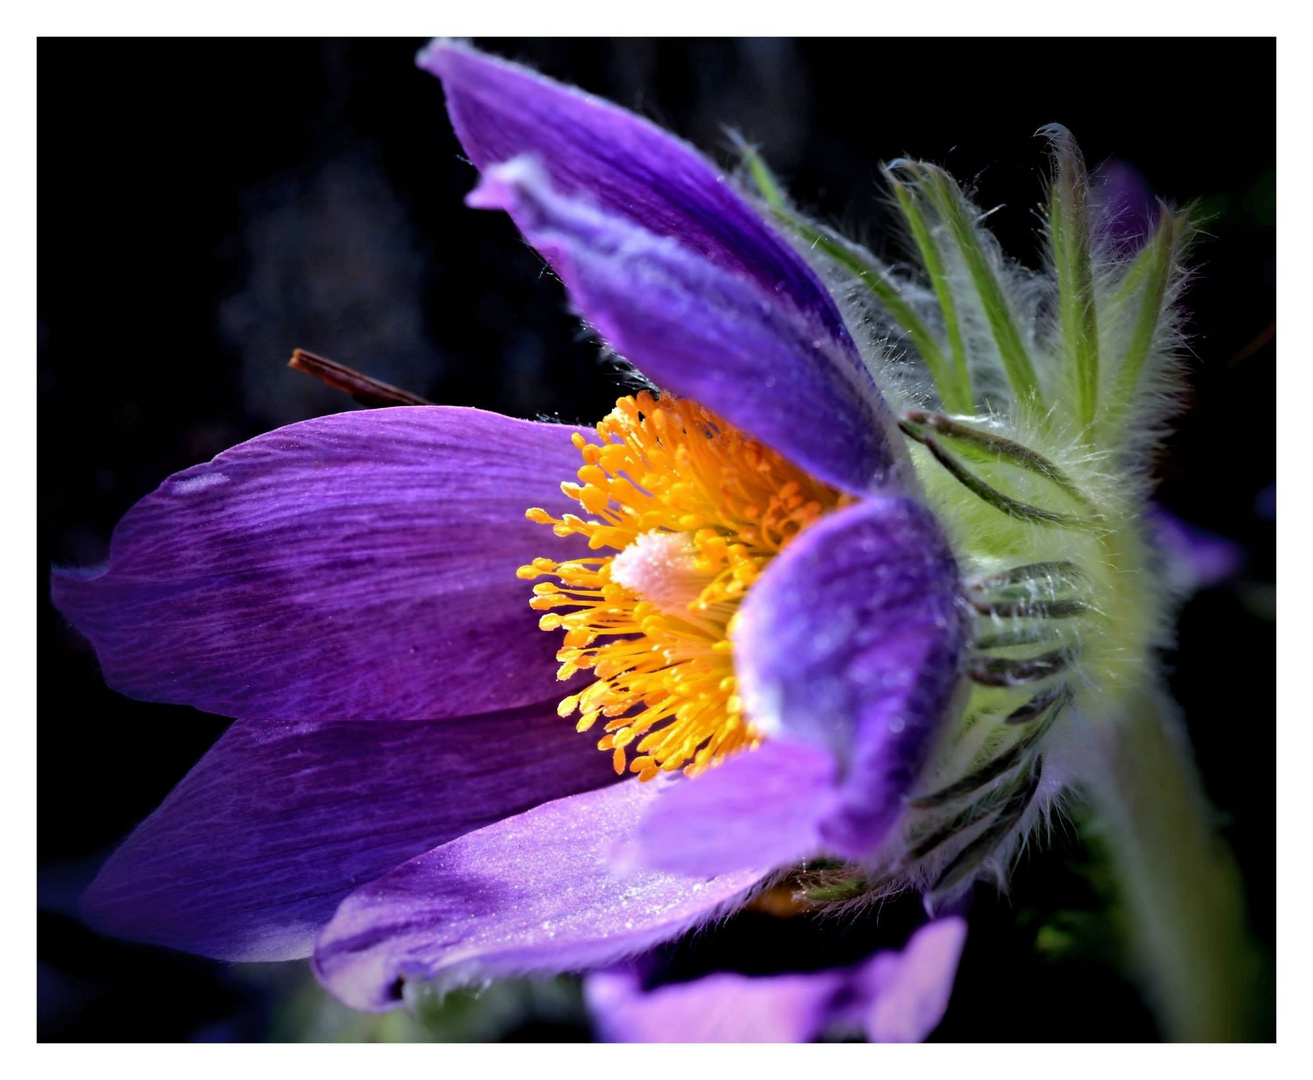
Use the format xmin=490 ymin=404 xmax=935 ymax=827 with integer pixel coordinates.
xmin=288 ymin=348 xmax=434 ymax=407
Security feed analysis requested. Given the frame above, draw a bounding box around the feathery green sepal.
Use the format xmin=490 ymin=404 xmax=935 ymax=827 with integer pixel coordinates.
xmin=885 ymin=169 xmax=973 ymax=413
xmin=899 ymin=410 xmax=1100 ymax=518
xmin=1042 ymin=125 xmax=1101 ymax=432
xmin=890 ymin=160 xmax=1041 ymax=409
xmin=1104 ymin=207 xmax=1187 ymax=437
xmin=735 ymin=139 xmax=969 ymax=412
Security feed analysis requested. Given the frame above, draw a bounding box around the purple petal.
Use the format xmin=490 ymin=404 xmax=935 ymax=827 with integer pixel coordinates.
xmin=586 ymin=917 xmax=966 ymax=1043
xmin=312 ymin=778 xmax=767 ymax=1011
xmin=648 ymin=497 xmax=966 ymax=871
xmin=52 ymin=406 xmax=588 ymax=721
xmin=859 ymin=916 xmax=967 ymax=1042
xmin=586 ymin=964 xmax=845 ymax=1043
xmin=419 ymin=40 xmax=851 ymax=344
xmin=82 ymin=702 xmax=618 ymax=961
xmin=627 ymin=742 xmax=835 ymax=876
xmin=738 ymin=497 xmax=966 ymax=859
xmin=466 ymin=158 xmax=901 ymax=495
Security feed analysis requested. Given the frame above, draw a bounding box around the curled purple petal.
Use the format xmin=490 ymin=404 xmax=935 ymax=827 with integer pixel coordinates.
xmin=634 ymin=497 xmax=965 ymax=875
xmin=586 ymin=917 xmax=966 ymax=1043
xmin=312 ymin=778 xmax=767 ymax=1011
xmin=734 ymin=497 xmax=966 ymax=862
xmin=52 ymin=407 xmax=588 ymax=721
xmin=82 ymin=703 xmax=619 ymax=961
xmin=466 ymin=157 xmax=901 ymax=495
xmin=419 ymin=40 xmax=851 ymax=343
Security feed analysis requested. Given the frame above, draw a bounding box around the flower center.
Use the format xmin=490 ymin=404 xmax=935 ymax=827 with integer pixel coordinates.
xmin=608 ymin=530 xmax=705 ymax=617
xmin=518 ymin=392 xmax=846 ymax=780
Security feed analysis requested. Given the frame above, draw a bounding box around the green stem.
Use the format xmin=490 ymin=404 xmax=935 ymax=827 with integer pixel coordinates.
xmin=1080 ymin=687 xmax=1271 ymax=1041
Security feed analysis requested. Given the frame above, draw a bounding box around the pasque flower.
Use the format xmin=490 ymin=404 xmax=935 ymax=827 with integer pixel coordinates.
xmin=53 ymin=41 xmax=1243 ymax=1038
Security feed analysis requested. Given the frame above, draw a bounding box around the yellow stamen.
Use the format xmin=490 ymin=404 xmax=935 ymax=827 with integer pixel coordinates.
xmin=519 ymin=392 xmax=847 ymax=779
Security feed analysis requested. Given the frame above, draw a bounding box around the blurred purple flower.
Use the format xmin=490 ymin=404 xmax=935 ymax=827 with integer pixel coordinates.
xmin=1091 ymin=158 xmax=1160 ymax=252
xmin=1148 ymin=506 xmax=1246 ymax=594
xmin=586 ymin=917 xmax=966 ymax=1043
xmin=1254 ymin=481 xmax=1276 ymax=521
xmin=50 ymin=41 xmax=968 ymax=1033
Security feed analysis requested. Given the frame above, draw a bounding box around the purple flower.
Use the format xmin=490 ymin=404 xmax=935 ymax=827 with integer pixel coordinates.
xmin=1147 ymin=506 xmax=1246 ymax=595
xmin=1090 ymin=159 xmax=1161 ymax=253
xmin=51 ymin=41 xmax=968 ymax=1029
xmin=586 ymin=917 xmax=967 ymax=1043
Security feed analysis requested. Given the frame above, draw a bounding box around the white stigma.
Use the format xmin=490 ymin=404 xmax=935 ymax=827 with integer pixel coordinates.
xmin=609 ymin=531 xmax=706 ymax=617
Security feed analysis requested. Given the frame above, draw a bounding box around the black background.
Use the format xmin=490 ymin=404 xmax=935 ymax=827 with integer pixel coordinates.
xmin=38 ymin=38 xmax=1275 ymax=1041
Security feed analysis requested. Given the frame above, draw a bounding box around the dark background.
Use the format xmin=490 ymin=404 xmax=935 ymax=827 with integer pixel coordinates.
xmin=38 ymin=38 xmax=1275 ymax=1041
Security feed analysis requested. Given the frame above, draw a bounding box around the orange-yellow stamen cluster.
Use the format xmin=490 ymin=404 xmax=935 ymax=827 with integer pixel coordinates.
xmin=518 ymin=392 xmax=846 ymax=781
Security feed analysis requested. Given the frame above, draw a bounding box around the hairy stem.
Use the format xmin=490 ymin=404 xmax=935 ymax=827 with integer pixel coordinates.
xmin=1080 ymin=687 xmax=1271 ymax=1041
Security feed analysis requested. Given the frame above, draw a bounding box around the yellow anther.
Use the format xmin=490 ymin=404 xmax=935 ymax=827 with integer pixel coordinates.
xmin=578 ymin=486 xmax=612 ymax=515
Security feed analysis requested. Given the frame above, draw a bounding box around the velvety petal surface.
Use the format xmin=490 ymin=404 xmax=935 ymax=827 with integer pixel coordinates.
xmin=586 ymin=917 xmax=967 ymax=1043
xmin=82 ymin=702 xmax=619 ymax=962
xmin=465 ymin=158 xmax=900 ymax=495
xmin=313 ymin=778 xmax=767 ymax=1011
xmin=736 ymin=496 xmax=967 ymax=859
xmin=420 ymin=40 xmax=851 ymax=342
xmin=625 ymin=742 xmax=835 ymax=877
xmin=641 ymin=497 xmax=966 ymax=872
xmin=53 ymin=407 xmax=588 ymax=721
